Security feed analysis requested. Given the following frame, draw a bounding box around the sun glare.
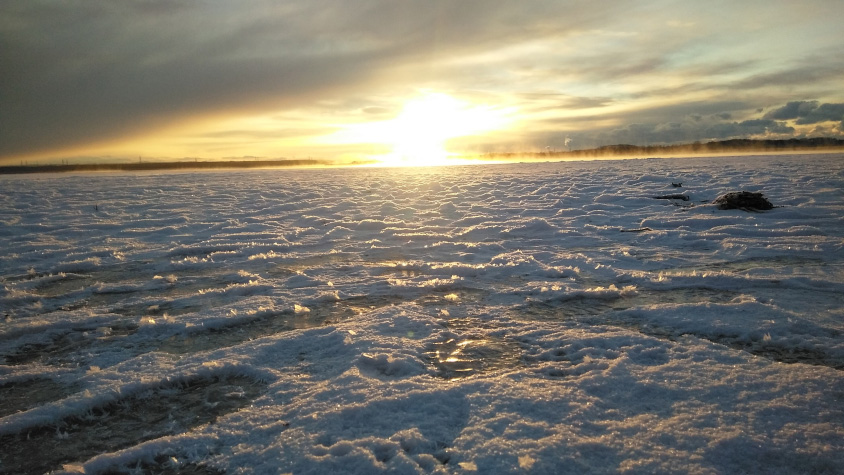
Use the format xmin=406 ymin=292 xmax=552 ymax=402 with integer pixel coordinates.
xmin=323 ymin=92 xmax=513 ymax=166
xmin=384 ymin=93 xmax=513 ymax=166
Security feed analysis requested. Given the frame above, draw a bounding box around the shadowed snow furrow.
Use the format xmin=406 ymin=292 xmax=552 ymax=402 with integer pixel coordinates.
xmin=1 ymin=323 xmax=138 ymax=366
xmin=0 ymin=378 xmax=77 ymax=418
xmin=513 ymin=287 xmax=844 ymax=370
xmin=514 ymin=287 xmax=739 ymax=321
xmin=0 ymin=375 xmax=264 ymax=475
xmin=1 ymin=297 xmax=402 ymax=367
xmin=157 ymin=295 xmax=402 ymax=354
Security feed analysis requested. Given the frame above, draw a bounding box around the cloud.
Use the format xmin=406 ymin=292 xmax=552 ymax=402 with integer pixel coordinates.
xmin=434 ymin=96 xmax=839 ymax=154
xmin=732 ymin=60 xmax=844 ymax=91
xmin=0 ymin=0 xmax=609 ymax=159
xmin=796 ymin=103 xmax=844 ymax=125
xmin=764 ymin=101 xmax=819 ymax=120
xmin=764 ymin=101 xmax=844 ymax=127
xmin=514 ymin=93 xmax=615 ymax=115
xmin=6 ymin=2 xmax=439 ymax=150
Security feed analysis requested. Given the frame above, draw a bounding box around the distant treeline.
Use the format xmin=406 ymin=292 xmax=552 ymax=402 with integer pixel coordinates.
xmin=483 ymin=137 xmax=844 ymax=160
xmin=0 ymin=158 xmax=330 ymax=175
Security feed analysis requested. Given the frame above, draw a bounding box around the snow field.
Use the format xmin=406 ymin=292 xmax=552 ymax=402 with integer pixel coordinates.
xmin=1 ymin=154 xmax=843 ymax=474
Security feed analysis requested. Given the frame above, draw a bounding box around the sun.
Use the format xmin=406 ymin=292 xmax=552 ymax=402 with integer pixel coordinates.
xmin=385 ymin=93 xmax=469 ymax=165
xmin=381 ymin=92 xmax=511 ymax=166
xmin=322 ymin=92 xmax=513 ymax=166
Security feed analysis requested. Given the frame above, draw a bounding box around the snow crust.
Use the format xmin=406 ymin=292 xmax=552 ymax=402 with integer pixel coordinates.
xmin=1 ymin=154 xmax=843 ymax=474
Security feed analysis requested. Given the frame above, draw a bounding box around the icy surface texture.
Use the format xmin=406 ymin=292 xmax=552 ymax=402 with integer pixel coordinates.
xmin=1 ymin=154 xmax=843 ymax=474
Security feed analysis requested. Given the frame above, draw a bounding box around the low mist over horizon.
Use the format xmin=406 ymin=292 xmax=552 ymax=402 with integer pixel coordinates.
xmin=5 ymin=137 xmax=844 ymax=172
xmin=2 ymin=1 xmax=843 ymax=167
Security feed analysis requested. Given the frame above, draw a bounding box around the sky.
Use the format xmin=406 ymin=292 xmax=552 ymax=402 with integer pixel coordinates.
xmin=1 ymin=0 xmax=843 ymax=166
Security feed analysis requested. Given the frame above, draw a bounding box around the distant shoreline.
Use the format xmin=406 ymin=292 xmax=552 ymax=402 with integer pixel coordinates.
xmin=2 ymin=138 xmax=843 ymax=174
xmin=0 ymin=158 xmax=338 ymax=175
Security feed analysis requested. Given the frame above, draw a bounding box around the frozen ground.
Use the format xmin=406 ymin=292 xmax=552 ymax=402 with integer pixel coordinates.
xmin=1 ymin=154 xmax=843 ymax=474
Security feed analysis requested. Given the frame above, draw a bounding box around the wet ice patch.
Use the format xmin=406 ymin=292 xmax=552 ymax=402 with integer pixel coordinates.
xmin=425 ymin=317 xmax=523 ymax=380
xmin=425 ymin=335 xmax=523 ymax=380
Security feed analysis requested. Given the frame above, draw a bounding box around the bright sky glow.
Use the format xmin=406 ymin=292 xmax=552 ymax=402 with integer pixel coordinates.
xmin=322 ymin=92 xmax=514 ymax=166
xmin=0 ymin=1 xmax=842 ymax=165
